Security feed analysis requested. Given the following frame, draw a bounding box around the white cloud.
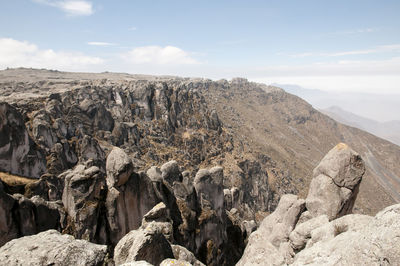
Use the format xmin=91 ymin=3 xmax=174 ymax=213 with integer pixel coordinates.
xmin=87 ymin=42 xmax=116 ymax=46
xmin=123 ymin=46 xmax=199 ymax=65
xmin=0 ymin=38 xmax=104 ymax=71
xmin=129 ymin=27 xmax=137 ymax=31
xmin=33 ymin=0 xmax=93 ymax=16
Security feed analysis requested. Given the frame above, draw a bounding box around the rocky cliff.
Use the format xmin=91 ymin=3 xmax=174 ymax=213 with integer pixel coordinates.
xmin=0 ymin=68 xmax=399 ymax=265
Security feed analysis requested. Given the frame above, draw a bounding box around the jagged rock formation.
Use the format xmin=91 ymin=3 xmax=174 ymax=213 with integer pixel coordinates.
xmin=0 ymin=69 xmax=400 ymax=265
xmin=0 ymin=230 xmax=107 ymax=265
xmin=237 ymin=143 xmax=400 ymax=265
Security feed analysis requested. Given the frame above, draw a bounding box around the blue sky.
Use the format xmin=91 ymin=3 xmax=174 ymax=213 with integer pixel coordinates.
xmin=0 ymin=0 xmax=400 ymax=94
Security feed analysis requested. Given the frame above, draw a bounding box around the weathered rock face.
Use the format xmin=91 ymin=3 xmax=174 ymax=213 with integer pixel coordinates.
xmin=288 ymin=215 xmax=329 ymax=251
xmin=114 ymin=225 xmax=174 ymax=266
xmin=236 ymin=194 xmax=305 ymax=266
xmin=293 ymin=204 xmax=400 ymax=265
xmin=105 ymin=169 xmax=162 ymax=246
xmin=0 ymin=102 xmax=46 ymax=178
xmin=61 ymin=161 xmax=105 ymax=241
xmin=0 ymin=181 xmax=63 ymax=247
xmin=193 ymin=167 xmax=227 ymax=265
xmin=0 ymin=181 xmax=18 ymax=246
xmin=0 ymin=230 xmax=107 ymax=266
xmin=306 ymin=143 xmax=365 ymax=220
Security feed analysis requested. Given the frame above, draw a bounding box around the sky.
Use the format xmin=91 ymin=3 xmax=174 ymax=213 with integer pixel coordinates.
xmin=0 ymin=0 xmax=400 ymax=95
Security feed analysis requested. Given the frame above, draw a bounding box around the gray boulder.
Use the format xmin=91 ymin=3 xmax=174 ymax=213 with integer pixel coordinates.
xmin=0 ymin=230 xmax=107 ymax=266
xmin=106 ymin=147 xmax=134 ymax=188
xmin=114 ymin=225 xmax=174 ymax=266
xmin=306 ymin=143 xmax=365 ymax=220
xmin=161 ymin=160 xmax=182 ymax=186
xmin=293 ymin=204 xmax=400 ymax=265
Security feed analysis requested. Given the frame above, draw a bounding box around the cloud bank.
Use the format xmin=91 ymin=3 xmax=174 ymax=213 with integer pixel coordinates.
xmin=0 ymin=38 xmax=103 ymax=71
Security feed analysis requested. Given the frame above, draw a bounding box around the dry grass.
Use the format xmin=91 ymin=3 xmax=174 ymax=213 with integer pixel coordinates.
xmin=0 ymin=172 xmax=37 ymax=187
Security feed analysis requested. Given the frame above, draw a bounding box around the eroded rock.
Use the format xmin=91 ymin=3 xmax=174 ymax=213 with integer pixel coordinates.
xmin=0 ymin=230 xmax=107 ymax=266
xmin=306 ymin=143 xmax=365 ymax=220
xmin=114 ymin=225 xmax=174 ymax=266
xmin=0 ymin=102 xmax=46 ymax=178
xmin=236 ymin=194 xmax=305 ymax=266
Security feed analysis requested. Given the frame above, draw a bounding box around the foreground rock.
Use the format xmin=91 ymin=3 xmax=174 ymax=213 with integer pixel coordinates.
xmin=113 ymin=225 xmax=174 ymax=265
xmin=293 ymin=204 xmax=400 ymax=265
xmin=0 ymin=230 xmax=107 ymax=265
xmin=236 ymin=194 xmax=305 ymax=266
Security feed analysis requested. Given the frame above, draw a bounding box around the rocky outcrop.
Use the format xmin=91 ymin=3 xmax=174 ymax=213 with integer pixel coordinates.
xmin=306 ymin=143 xmax=365 ymax=220
xmin=193 ymin=167 xmax=227 ymax=265
xmin=0 ymin=102 xmax=46 ymax=178
xmin=114 ymin=225 xmax=174 ymax=266
xmin=105 ymin=161 xmax=162 ymax=246
xmin=293 ymin=204 xmax=400 ymax=265
xmin=106 ymin=147 xmax=134 ymax=188
xmin=235 ymin=143 xmax=400 ymax=266
xmin=0 ymin=230 xmax=107 ymax=265
xmin=0 ymin=180 xmax=63 ymax=247
xmin=236 ymin=194 xmax=305 ymax=266
xmin=61 ymin=160 xmax=105 ymax=241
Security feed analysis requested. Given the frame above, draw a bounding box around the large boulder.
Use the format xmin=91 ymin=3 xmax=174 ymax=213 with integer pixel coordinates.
xmin=161 ymin=160 xmax=182 ymax=186
xmin=236 ymin=194 xmax=305 ymax=266
xmin=0 ymin=230 xmax=107 ymax=265
xmin=106 ymin=147 xmax=134 ymax=188
xmin=306 ymin=143 xmax=365 ymax=220
xmin=114 ymin=225 xmax=174 ymax=266
xmin=0 ymin=102 xmax=46 ymax=178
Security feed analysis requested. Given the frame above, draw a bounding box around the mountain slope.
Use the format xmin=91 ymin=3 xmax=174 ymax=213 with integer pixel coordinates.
xmin=202 ymin=79 xmax=400 ymax=214
xmin=321 ymin=105 xmax=400 ymax=146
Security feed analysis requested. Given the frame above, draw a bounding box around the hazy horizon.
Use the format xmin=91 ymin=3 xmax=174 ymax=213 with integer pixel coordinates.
xmin=0 ymin=1 xmax=399 ymax=96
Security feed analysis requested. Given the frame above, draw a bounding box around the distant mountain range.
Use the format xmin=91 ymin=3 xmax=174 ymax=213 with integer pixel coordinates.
xmin=274 ymin=83 xmax=400 ymax=123
xmin=320 ymin=106 xmax=400 ymax=146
